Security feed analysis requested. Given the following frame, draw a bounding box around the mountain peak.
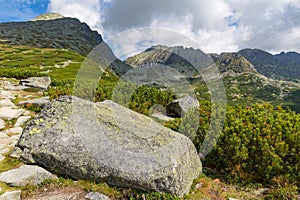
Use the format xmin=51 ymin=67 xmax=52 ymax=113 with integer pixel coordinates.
xmin=30 ymin=13 xmax=65 ymax=21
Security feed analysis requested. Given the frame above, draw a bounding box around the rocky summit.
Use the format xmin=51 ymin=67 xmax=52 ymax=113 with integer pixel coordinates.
xmin=15 ymin=96 xmax=202 ymax=196
xmin=30 ymin=13 xmax=65 ymax=21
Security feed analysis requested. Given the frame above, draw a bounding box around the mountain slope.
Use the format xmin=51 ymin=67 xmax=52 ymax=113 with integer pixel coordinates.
xmin=239 ymin=48 xmax=300 ymax=80
xmin=126 ymin=46 xmax=300 ymax=112
xmin=0 ymin=15 xmax=132 ymax=76
xmin=0 ymin=17 xmax=102 ymax=56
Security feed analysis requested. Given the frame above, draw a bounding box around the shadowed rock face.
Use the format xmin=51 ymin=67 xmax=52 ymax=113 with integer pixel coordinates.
xmin=16 ymin=96 xmax=202 ymax=196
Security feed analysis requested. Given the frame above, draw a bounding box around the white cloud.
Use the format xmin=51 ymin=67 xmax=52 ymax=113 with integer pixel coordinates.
xmin=48 ymin=0 xmax=103 ymax=33
xmin=47 ymin=0 xmax=300 ymax=54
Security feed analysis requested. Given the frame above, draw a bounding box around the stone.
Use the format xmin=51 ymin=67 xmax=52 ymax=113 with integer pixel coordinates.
xmin=0 ymin=154 xmax=4 ymax=162
xmin=166 ymin=96 xmax=199 ymax=117
xmin=0 ymin=165 xmax=57 ymax=186
xmin=0 ymin=119 xmax=5 ymax=129
xmin=19 ymin=77 xmax=51 ymax=90
xmin=0 ymin=99 xmax=15 ymax=108
xmin=0 ymin=132 xmax=8 ymax=138
xmin=85 ymin=192 xmax=110 ymax=200
xmin=0 ymin=107 xmax=25 ymax=120
xmin=14 ymin=116 xmax=31 ymax=127
xmin=4 ymin=84 xmax=28 ymax=91
xmin=6 ymin=127 xmax=23 ymax=135
xmin=0 ymin=91 xmax=14 ymax=99
xmin=0 ymin=108 xmax=24 ymax=120
xmin=0 ymin=190 xmax=21 ymax=200
xmin=16 ymin=96 xmax=202 ymax=196
xmin=18 ymin=97 xmax=50 ymax=108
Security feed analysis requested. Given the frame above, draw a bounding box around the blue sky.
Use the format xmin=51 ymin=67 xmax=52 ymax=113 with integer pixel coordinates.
xmin=0 ymin=0 xmax=299 ymax=54
xmin=0 ymin=0 xmax=49 ymax=22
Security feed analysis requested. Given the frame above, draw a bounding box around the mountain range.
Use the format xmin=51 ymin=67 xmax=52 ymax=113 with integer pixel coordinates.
xmin=0 ymin=13 xmax=299 ymax=112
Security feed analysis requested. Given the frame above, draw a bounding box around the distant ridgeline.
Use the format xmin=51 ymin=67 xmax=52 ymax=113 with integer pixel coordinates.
xmin=126 ymin=45 xmax=300 ymax=112
xmin=239 ymin=48 xmax=300 ymax=80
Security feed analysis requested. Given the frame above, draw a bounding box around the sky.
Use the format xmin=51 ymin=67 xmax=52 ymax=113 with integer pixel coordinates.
xmin=0 ymin=0 xmax=299 ymax=55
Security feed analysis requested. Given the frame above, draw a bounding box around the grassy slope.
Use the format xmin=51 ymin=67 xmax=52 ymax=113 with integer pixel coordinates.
xmin=0 ymin=44 xmax=298 ymax=199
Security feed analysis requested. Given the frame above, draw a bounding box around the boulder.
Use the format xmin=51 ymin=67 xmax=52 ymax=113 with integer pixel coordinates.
xmin=19 ymin=77 xmax=51 ymax=90
xmin=16 ymin=96 xmax=201 ymax=196
xmin=166 ymin=96 xmax=199 ymax=117
xmin=0 ymin=165 xmax=57 ymax=186
xmin=18 ymin=97 xmax=50 ymax=108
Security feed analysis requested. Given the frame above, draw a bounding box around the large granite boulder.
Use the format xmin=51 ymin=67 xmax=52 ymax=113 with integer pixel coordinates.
xmin=15 ymin=96 xmax=201 ymax=196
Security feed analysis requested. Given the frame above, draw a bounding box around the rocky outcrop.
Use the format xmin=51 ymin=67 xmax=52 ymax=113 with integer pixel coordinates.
xmin=16 ymin=96 xmax=202 ymax=196
xmin=30 ymin=13 xmax=65 ymax=21
xmin=210 ymin=53 xmax=257 ymax=75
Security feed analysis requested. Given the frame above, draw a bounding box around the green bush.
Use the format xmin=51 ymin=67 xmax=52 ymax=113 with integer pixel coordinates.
xmin=166 ymin=103 xmax=300 ymax=187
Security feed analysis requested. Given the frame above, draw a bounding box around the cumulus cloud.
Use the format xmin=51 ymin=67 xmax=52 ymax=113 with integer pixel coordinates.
xmin=48 ymin=0 xmax=103 ymax=33
xmin=47 ymin=0 xmax=300 ymax=54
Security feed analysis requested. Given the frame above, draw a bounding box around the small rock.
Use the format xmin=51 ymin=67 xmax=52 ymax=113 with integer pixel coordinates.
xmin=0 ymin=91 xmax=15 ymax=99
xmin=23 ymin=110 xmax=31 ymax=116
xmin=14 ymin=116 xmax=31 ymax=127
xmin=6 ymin=127 xmax=23 ymax=135
xmin=0 ymin=99 xmax=15 ymax=108
xmin=0 ymin=119 xmax=5 ymax=129
xmin=0 ymin=165 xmax=57 ymax=186
xmin=9 ymin=147 xmax=23 ymax=159
xmin=228 ymin=198 xmax=240 ymax=200
xmin=18 ymin=97 xmax=50 ymax=108
xmin=253 ymin=188 xmax=269 ymax=195
xmin=0 ymin=132 xmax=8 ymax=138
xmin=0 ymin=190 xmax=21 ymax=200
xmin=85 ymin=192 xmax=110 ymax=200
xmin=195 ymin=182 xmax=203 ymax=190
xmin=19 ymin=76 xmax=51 ymax=90
xmin=0 ymin=107 xmax=25 ymax=120
xmin=4 ymin=85 xmax=28 ymax=91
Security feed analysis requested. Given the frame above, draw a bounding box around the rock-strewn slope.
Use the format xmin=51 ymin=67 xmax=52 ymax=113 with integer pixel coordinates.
xmin=16 ymin=96 xmax=202 ymax=196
